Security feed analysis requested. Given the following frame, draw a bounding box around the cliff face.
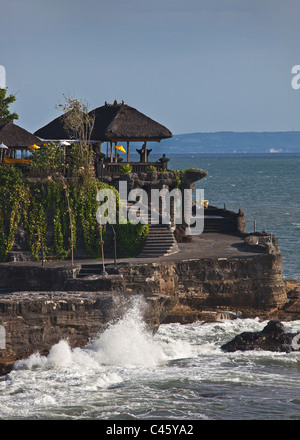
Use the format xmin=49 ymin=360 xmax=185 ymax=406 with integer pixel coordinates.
xmin=0 ymin=232 xmax=289 ymax=375
xmin=0 ymin=290 xmax=176 ymax=375
xmin=120 ymin=242 xmax=287 ymax=319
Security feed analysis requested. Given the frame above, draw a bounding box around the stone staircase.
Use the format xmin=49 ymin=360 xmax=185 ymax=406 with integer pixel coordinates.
xmin=118 ymin=199 xmax=178 ymax=258
xmin=124 ymin=201 xmax=178 ymax=258
xmin=138 ymin=224 xmax=178 ymax=258
xmin=203 ymin=216 xmax=226 ymax=232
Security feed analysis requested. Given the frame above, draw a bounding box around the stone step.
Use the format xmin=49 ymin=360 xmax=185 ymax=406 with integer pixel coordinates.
xmin=77 ymin=264 xmax=119 ymax=278
xmin=146 ymin=234 xmax=175 ymax=239
xmin=138 ymin=247 xmax=177 ymax=257
xmin=141 ymin=246 xmax=174 ymax=252
xmin=142 ymin=242 xmax=175 ymax=248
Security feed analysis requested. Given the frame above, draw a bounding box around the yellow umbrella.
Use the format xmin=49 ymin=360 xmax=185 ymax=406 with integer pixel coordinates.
xmin=114 ymin=144 xmax=126 ymax=153
xmin=28 ymin=144 xmax=40 ymax=150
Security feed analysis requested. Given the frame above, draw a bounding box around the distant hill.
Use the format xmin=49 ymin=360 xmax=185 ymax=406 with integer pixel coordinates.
xmin=147 ymin=131 xmax=300 ymax=154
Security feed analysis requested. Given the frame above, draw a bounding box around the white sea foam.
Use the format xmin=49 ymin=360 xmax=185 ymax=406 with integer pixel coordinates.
xmin=13 ymin=298 xmax=185 ymax=373
xmin=4 ymin=302 xmax=300 ymax=420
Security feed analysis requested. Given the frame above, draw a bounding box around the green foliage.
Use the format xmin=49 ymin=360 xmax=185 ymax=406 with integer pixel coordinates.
xmin=57 ymin=94 xmax=95 ymax=143
xmin=29 ymin=142 xmax=65 ymax=178
xmin=0 ymin=167 xmax=123 ymax=262
xmin=114 ymin=222 xmax=149 ymax=257
xmin=76 ymin=180 xmax=119 ymax=258
xmin=51 ymin=94 xmax=97 ymax=183
xmin=0 ymin=166 xmax=29 ymax=261
xmin=119 ymin=164 xmax=132 ymax=174
xmin=145 ymin=165 xmax=157 ymax=171
xmin=0 ymin=88 xmax=18 ymax=123
xmin=172 ymin=168 xmax=207 ymax=188
xmin=172 ymin=169 xmax=183 ymax=188
xmin=185 ymin=168 xmax=207 ymax=173
xmin=66 ymin=142 xmax=95 ymax=182
xmin=0 ymin=165 xmax=149 ymax=261
xmin=28 ymin=140 xmax=95 ymax=185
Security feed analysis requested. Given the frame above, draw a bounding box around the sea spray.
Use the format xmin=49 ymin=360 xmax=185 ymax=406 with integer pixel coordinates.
xmin=13 ymin=297 xmax=179 ymax=372
xmin=0 ymin=317 xmax=299 ymax=420
xmin=86 ymin=298 xmax=168 ymax=367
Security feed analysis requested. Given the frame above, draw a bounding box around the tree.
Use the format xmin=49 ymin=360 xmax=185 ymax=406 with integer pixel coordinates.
xmin=57 ymin=94 xmax=95 ymax=180
xmin=57 ymin=94 xmax=94 ymax=143
xmin=0 ymin=88 xmax=18 ymax=123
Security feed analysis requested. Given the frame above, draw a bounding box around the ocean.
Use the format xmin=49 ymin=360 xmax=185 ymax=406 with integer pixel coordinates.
xmin=0 ymin=154 xmax=299 ymax=421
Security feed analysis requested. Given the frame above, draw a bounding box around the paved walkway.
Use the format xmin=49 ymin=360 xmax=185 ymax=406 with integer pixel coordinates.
xmin=2 ymin=233 xmax=263 ymax=269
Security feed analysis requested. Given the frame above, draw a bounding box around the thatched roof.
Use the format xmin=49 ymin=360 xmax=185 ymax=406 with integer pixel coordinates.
xmin=34 ymin=102 xmax=173 ymax=142
xmin=0 ymin=122 xmax=43 ymax=148
xmin=89 ymin=101 xmax=172 ymax=142
xmin=34 ymin=113 xmax=73 ymax=140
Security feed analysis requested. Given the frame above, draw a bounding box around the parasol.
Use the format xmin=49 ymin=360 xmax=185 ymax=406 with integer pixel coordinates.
xmin=114 ymin=144 xmax=126 ymax=153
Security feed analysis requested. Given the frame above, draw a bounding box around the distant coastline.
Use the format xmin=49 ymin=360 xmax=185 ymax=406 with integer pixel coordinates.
xmin=147 ymin=131 xmax=300 ymax=154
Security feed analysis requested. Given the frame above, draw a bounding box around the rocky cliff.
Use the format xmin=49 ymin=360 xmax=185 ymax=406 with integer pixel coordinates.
xmin=0 ymin=289 xmax=176 ymax=375
xmin=119 ymin=237 xmax=287 ymax=320
xmin=0 ymin=231 xmax=293 ymax=375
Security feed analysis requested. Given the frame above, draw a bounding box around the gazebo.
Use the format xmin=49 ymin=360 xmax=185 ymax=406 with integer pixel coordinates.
xmin=34 ymin=101 xmax=173 ymax=177
xmin=34 ymin=112 xmax=78 ymax=141
xmin=0 ymin=122 xmax=43 ymax=167
xmin=89 ymin=100 xmax=172 ymax=162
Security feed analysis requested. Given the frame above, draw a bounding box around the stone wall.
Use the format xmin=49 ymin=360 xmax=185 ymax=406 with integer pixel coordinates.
xmin=119 ymin=239 xmax=287 ymax=315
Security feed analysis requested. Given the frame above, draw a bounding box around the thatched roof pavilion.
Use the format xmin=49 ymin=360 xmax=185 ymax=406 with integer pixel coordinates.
xmin=89 ymin=101 xmax=172 ymax=142
xmin=34 ymin=101 xmax=172 ymax=144
xmin=0 ymin=122 xmax=42 ymax=148
xmin=34 ymin=113 xmax=74 ymax=140
xmin=89 ymin=101 xmax=172 ymax=162
xmin=34 ymin=101 xmax=172 ymax=162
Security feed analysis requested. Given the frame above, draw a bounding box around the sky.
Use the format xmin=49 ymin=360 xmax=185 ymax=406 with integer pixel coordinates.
xmin=1 ymin=0 xmax=300 ymax=135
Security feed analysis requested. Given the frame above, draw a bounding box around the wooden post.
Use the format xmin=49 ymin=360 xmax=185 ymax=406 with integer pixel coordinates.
xmin=109 ymin=142 xmax=113 ymax=162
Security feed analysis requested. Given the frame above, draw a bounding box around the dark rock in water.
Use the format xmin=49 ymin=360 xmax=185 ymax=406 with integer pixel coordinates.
xmin=221 ymin=320 xmax=300 ymax=353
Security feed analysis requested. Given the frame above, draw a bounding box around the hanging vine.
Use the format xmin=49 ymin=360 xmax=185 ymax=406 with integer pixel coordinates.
xmin=0 ymin=166 xmax=30 ymax=261
xmin=0 ymin=165 xmax=148 ymax=262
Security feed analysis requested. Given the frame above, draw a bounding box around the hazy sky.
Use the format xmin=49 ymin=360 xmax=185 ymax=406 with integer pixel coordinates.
xmin=1 ymin=0 xmax=300 ymax=134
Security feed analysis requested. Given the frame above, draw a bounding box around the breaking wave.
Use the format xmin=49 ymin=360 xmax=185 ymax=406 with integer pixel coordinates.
xmin=13 ymin=298 xmax=192 ymax=373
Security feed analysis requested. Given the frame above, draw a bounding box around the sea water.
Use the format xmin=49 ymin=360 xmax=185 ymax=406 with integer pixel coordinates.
xmin=0 ymin=154 xmax=299 ymax=420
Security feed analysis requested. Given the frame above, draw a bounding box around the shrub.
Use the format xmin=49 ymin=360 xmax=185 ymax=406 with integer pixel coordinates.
xmin=114 ymin=222 xmax=149 ymax=257
xmin=145 ymin=165 xmax=157 ymax=172
xmin=120 ymin=164 xmax=132 ymax=174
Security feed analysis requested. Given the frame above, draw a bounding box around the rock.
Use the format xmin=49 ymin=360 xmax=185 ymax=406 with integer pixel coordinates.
xmin=221 ymin=320 xmax=300 ymax=353
xmin=0 ymin=290 xmax=177 ymax=375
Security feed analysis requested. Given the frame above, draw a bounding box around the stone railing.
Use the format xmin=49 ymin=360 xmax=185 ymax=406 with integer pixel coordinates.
xmin=103 ymin=161 xmax=166 ymax=177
